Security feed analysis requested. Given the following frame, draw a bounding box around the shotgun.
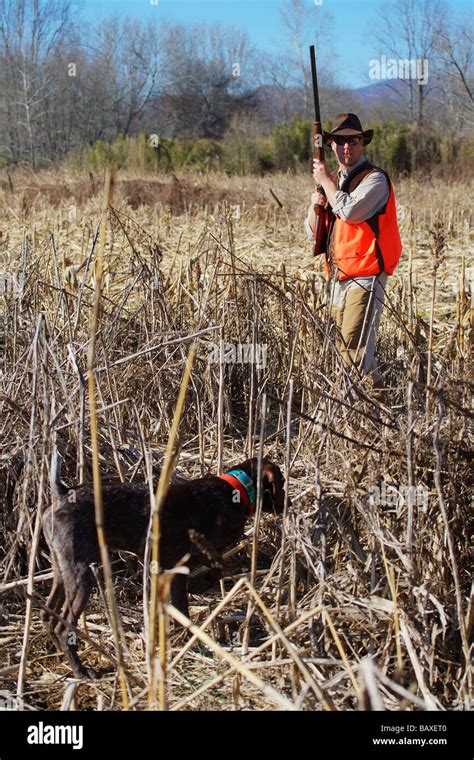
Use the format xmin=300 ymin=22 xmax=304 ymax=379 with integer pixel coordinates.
xmin=309 ymin=44 xmax=327 ymax=257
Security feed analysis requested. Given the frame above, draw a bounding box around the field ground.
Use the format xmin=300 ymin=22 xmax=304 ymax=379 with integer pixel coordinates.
xmin=0 ymin=168 xmax=472 ymax=711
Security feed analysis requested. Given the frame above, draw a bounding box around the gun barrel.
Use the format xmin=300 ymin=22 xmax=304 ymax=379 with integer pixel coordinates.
xmin=309 ymin=45 xmax=321 ymax=124
xmin=309 ymin=44 xmax=327 ymax=257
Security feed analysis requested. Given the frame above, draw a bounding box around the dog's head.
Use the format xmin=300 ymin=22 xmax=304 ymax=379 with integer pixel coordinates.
xmin=234 ymin=458 xmax=288 ymax=514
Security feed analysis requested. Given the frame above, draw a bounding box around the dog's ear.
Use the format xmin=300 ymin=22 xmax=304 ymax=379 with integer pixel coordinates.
xmin=261 ymin=462 xmax=286 ymax=513
xmin=261 ymin=461 xmax=277 ymax=486
xmin=50 ymin=448 xmax=69 ymax=499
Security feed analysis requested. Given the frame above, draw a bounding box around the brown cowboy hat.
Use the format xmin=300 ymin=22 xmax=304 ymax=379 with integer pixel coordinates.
xmin=323 ymin=113 xmax=374 ymax=146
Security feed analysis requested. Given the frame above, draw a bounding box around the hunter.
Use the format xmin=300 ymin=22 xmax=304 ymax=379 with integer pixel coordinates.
xmin=305 ymin=112 xmax=402 ymax=397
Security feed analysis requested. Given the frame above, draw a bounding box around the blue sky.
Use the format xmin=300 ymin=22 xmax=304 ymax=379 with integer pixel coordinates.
xmin=80 ymin=0 xmax=472 ymax=89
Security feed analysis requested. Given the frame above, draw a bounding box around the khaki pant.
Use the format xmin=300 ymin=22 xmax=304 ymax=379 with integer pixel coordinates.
xmin=329 ymin=273 xmax=387 ymax=387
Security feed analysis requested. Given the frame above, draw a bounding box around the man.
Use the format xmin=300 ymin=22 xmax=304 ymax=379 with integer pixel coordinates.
xmin=305 ymin=113 xmax=402 ymax=396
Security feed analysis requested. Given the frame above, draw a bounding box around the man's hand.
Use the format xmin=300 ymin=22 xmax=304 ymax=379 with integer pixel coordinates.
xmin=312 ymin=159 xmax=338 ymax=208
xmin=312 ymin=158 xmax=332 ymax=186
xmin=310 ymin=190 xmax=326 ymax=208
xmin=305 ymin=189 xmax=327 ymax=237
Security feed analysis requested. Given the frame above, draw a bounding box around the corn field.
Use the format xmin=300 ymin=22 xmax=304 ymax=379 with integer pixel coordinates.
xmin=0 ymin=168 xmax=472 ymax=712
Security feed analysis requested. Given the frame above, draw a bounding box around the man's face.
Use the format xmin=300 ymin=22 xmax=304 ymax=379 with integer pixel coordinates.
xmin=331 ymin=135 xmax=364 ymax=168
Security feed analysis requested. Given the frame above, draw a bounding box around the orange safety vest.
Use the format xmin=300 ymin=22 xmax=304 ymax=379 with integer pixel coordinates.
xmin=325 ymin=161 xmax=402 ymax=281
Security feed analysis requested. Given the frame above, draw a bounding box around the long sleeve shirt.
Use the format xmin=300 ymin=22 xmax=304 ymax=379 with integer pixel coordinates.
xmin=304 ymin=154 xmax=390 ymax=239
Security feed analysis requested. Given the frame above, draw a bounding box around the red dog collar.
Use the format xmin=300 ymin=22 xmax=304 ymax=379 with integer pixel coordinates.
xmin=218 ymin=473 xmax=255 ymax=516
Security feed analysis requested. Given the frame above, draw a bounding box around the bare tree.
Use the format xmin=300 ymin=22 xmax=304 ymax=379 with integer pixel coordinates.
xmin=86 ymin=17 xmax=162 ymax=139
xmin=437 ymin=10 xmax=473 ymax=129
xmin=254 ymin=51 xmax=301 ymax=124
xmin=40 ymin=38 xmax=101 ymax=160
xmin=0 ymin=0 xmax=75 ymax=167
xmin=279 ymin=0 xmax=334 ymax=118
xmin=372 ymin=0 xmax=448 ymax=127
xmin=0 ymin=7 xmax=164 ymax=165
xmin=158 ymin=22 xmax=256 ymax=139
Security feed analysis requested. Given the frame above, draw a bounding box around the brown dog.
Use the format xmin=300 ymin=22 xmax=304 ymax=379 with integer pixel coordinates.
xmin=41 ymin=453 xmax=287 ymax=678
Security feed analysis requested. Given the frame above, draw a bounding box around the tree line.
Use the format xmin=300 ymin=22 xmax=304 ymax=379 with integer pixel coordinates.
xmin=72 ymin=119 xmax=471 ymax=179
xmin=0 ymin=0 xmax=471 ymax=172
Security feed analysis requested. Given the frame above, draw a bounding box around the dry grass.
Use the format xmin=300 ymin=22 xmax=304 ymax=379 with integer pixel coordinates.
xmin=0 ymin=168 xmax=472 ymax=712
